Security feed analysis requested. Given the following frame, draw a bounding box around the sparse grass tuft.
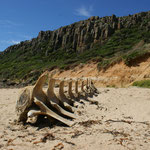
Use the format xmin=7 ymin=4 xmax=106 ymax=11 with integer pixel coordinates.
xmin=132 ymin=80 xmax=150 ymax=88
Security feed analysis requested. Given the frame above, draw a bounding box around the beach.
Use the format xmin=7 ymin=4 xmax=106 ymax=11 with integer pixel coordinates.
xmin=0 ymin=87 xmax=150 ymax=150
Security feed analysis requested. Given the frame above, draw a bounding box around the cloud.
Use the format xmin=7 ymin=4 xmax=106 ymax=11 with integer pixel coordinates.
xmin=75 ymin=6 xmax=93 ymax=17
xmin=0 ymin=40 xmax=21 ymax=51
xmin=0 ymin=40 xmax=20 ymax=45
xmin=10 ymin=40 xmax=20 ymax=44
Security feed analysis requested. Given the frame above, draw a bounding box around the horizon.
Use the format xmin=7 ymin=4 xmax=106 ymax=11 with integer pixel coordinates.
xmin=0 ymin=0 xmax=150 ymax=51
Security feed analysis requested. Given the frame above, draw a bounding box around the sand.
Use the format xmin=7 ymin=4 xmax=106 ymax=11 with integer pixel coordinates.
xmin=51 ymin=57 xmax=150 ymax=87
xmin=0 ymin=87 xmax=150 ymax=150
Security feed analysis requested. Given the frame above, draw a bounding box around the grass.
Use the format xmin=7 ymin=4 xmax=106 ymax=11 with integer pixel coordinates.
xmin=132 ymin=80 xmax=150 ymax=88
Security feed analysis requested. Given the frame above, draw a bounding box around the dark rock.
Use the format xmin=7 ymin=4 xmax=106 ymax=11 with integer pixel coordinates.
xmin=1 ymin=11 xmax=150 ymax=56
xmin=118 ymin=21 xmax=123 ymax=29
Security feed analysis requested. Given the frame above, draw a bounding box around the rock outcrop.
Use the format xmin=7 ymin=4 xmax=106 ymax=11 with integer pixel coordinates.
xmin=0 ymin=11 xmax=150 ymax=87
xmin=1 ymin=11 xmax=150 ymax=56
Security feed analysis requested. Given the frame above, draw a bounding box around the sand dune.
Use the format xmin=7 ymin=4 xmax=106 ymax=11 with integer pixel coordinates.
xmin=0 ymin=87 xmax=150 ymax=150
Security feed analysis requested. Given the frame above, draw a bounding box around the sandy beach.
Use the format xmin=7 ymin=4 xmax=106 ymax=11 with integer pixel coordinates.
xmin=0 ymin=87 xmax=150 ymax=150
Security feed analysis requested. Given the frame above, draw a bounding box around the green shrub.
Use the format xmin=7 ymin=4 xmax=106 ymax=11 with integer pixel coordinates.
xmin=132 ymin=80 xmax=150 ymax=88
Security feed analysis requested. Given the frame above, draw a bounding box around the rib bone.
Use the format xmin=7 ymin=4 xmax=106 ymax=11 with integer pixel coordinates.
xmin=74 ymin=79 xmax=80 ymax=98
xmin=57 ymin=80 xmax=74 ymax=112
xmin=33 ymin=98 xmax=74 ymax=126
xmin=89 ymin=79 xmax=99 ymax=94
xmin=47 ymin=78 xmax=76 ymax=119
xmin=85 ymin=78 xmax=90 ymax=93
xmin=67 ymin=80 xmax=75 ymax=99
xmin=80 ymin=80 xmax=86 ymax=96
xmin=47 ymin=78 xmax=60 ymax=104
xmin=32 ymin=72 xmax=48 ymax=104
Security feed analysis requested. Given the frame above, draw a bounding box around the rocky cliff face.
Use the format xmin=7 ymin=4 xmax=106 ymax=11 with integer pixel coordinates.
xmin=1 ymin=11 xmax=150 ymax=56
xmin=0 ymin=11 xmax=150 ymax=87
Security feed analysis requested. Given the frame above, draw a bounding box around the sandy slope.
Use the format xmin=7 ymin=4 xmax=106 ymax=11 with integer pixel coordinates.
xmin=50 ymin=57 xmax=150 ymax=87
xmin=0 ymin=87 xmax=150 ymax=150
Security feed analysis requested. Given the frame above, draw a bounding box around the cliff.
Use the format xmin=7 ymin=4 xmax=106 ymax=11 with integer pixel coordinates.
xmin=2 ymin=11 xmax=150 ymax=55
xmin=0 ymin=11 xmax=150 ymax=86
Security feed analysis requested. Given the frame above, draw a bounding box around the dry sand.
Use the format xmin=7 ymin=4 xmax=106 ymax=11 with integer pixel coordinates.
xmin=51 ymin=57 xmax=150 ymax=87
xmin=0 ymin=87 xmax=150 ymax=150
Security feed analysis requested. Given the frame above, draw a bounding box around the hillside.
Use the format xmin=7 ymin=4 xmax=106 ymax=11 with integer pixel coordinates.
xmin=0 ymin=11 xmax=150 ymax=87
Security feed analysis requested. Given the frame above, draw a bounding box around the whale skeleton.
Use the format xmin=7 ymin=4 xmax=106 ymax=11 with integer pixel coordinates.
xmin=16 ymin=73 xmax=99 ymax=126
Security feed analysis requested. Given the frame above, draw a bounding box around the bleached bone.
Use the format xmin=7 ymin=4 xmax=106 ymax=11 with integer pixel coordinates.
xmin=59 ymin=80 xmax=73 ymax=105
xmin=16 ymin=87 xmax=33 ymax=122
xmin=47 ymin=78 xmax=60 ymax=104
xmin=67 ymin=79 xmax=75 ymax=99
xmin=27 ymin=108 xmax=39 ymax=123
xmin=57 ymin=80 xmax=74 ymax=112
xmin=16 ymin=72 xmax=100 ymax=127
xmin=74 ymin=79 xmax=80 ymax=98
xmin=29 ymin=98 xmax=74 ymax=126
xmin=85 ymin=78 xmax=90 ymax=93
xmin=32 ymin=73 xmax=48 ymax=104
xmin=27 ymin=108 xmax=41 ymax=118
xmin=16 ymin=72 xmax=48 ymax=122
xmin=90 ymin=80 xmax=99 ymax=94
xmin=47 ymin=78 xmax=76 ymax=119
xmin=16 ymin=71 xmax=76 ymax=127
xmin=27 ymin=108 xmax=57 ymax=125
xmin=82 ymin=78 xmax=91 ymax=95
xmin=88 ymin=79 xmax=99 ymax=94
xmin=88 ymin=78 xmax=93 ymax=93
xmin=80 ymin=80 xmax=86 ymax=97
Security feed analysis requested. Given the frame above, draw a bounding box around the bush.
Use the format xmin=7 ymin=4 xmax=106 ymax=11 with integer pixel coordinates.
xmin=132 ymin=80 xmax=150 ymax=88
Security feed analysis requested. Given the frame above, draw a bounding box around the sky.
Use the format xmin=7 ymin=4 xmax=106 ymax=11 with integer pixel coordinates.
xmin=0 ymin=0 xmax=150 ymax=51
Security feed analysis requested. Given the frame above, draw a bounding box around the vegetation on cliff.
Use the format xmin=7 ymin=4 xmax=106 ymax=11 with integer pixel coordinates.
xmin=133 ymin=80 xmax=150 ymax=88
xmin=0 ymin=11 xmax=150 ymax=86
